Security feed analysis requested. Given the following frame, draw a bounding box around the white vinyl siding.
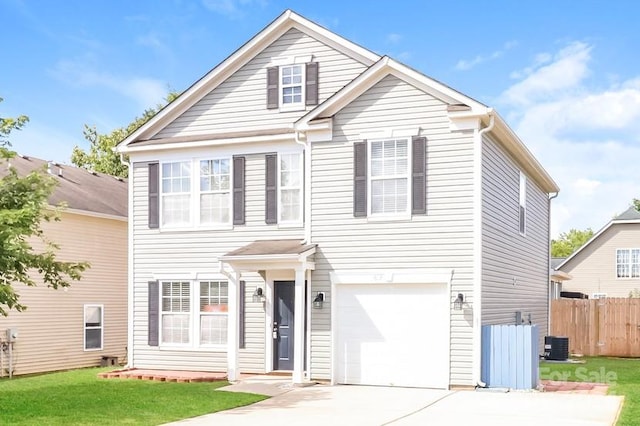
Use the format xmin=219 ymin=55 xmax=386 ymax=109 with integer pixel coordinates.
xmin=310 ymin=75 xmax=475 ymax=385
xmin=481 ymin=135 xmax=550 ymax=353
xmin=131 ymin=153 xmax=303 ymax=373
xmin=616 ymin=248 xmax=640 ymax=278
xmin=154 ymin=28 xmax=368 ymax=139
xmin=84 ymin=304 xmax=103 ymax=351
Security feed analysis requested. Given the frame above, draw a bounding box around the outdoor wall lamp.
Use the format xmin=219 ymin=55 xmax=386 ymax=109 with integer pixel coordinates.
xmin=252 ymin=287 xmax=265 ymax=303
xmin=454 ymin=293 xmax=464 ymax=310
xmin=313 ymin=292 xmax=325 ymax=309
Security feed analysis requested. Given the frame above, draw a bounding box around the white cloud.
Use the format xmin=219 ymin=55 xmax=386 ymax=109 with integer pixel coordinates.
xmin=498 ymin=41 xmax=640 ymax=237
xmin=386 ymin=33 xmax=402 ymax=44
xmin=201 ymin=0 xmax=267 ymax=18
xmin=454 ymin=40 xmax=518 ymax=71
xmin=50 ymin=58 xmax=166 ymax=109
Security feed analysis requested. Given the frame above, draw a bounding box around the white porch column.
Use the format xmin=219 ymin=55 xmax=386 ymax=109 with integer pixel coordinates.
xmin=227 ymin=272 xmax=240 ymax=382
xmin=293 ymin=266 xmax=306 ymax=384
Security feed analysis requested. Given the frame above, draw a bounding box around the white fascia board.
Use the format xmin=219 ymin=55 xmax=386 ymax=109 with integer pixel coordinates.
xmin=330 ymin=269 xmax=453 ymax=285
xmin=120 ymin=132 xmax=297 ymax=154
xmin=55 ymin=206 xmax=127 ymax=222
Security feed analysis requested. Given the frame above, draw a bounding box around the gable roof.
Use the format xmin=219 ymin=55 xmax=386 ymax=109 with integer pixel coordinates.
xmin=557 ymin=206 xmax=640 ymax=269
xmin=116 ymin=9 xmax=380 ymax=151
xmin=5 ymin=155 xmax=127 ymax=219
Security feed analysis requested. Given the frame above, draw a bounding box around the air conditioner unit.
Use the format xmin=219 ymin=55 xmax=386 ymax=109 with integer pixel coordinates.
xmin=544 ymin=336 xmax=569 ymax=361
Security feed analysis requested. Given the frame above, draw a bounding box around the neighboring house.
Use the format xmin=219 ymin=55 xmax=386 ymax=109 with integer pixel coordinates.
xmin=549 ymin=257 xmax=571 ymax=299
xmin=0 ymin=156 xmax=127 ymax=376
xmin=556 ymin=206 xmax=640 ymax=298
xmin=116 ymin=10 xmax=558 ymax=389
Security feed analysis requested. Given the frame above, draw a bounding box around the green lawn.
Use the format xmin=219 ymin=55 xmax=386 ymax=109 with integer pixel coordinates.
xmin=0 ymin=367 xmax=267 ymax=425
xmin=541 ymin=357 xmax=640 ymax=426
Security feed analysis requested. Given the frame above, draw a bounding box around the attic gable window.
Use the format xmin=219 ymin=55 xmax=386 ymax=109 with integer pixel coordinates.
xmin=267 ymin=62 xmax=318 ymax=110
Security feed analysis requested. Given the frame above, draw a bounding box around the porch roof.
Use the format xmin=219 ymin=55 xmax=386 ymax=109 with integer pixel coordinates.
xmin=221 ymin=239 xmax=316 ymax=270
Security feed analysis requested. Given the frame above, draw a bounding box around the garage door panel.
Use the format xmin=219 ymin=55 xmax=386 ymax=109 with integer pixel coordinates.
xmin=336 ymin=284 xmax=449 ymax=389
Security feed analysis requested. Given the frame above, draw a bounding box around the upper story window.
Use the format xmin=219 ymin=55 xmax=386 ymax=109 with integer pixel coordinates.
xmin=266 ymin=62 xmax=318 ymax=111
xmin=370 ymin=138 xmax=410 ymax=216
xmin=281 ymin=65 xmax=304 ymax=106
xmin=519 ymin=172 xmax=527 ymax=235
xmin=353 ymin=136 xmax=426 ymax=219
xmin=279 ymin=153 xmax=303 ymax=223
xmin=616 ymin=248 xmax=640 ymax=278
xmin=160 ymin=158 xmax=232 ymax=229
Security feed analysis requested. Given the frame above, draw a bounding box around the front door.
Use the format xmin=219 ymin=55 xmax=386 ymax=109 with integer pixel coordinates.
xmin=273 ymin=281 xmax=295 ymax=370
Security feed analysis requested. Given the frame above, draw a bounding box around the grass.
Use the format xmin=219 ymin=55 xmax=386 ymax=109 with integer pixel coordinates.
xmin=541 ymin=357 xmax=640 ymax=426
xmin=0 ymin=367 xmax=267 ymax=425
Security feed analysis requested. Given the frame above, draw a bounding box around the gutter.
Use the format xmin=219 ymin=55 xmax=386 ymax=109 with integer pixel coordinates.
xmin=119 ymin=152 xmax=135 ymax=370
xmin=547 ymin=191 xmax=559 ymax=338
xmin=473 ymin=109 xmax=495 ymax=389
xmin=294 ymin=131 xmax=312 ymax=245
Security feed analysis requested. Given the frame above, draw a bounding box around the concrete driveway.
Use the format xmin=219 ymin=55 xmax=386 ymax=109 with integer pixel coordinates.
xmin=167 ymin=381 xmax=622 ymax=426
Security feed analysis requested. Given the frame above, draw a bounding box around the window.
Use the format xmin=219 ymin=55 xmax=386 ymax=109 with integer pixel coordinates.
xmin=84 ymin=304 xmax=103 ymax=350
xmin=161 ymin=162 xmax=191 ymax=226
xmin=200 ymin=281 xmax=228 ymax=345
xmin=616 ymin=249 xmax=640 ymax=278
xmin=369 ymin=138 xmax=409 ymax=215
xmin=200 ymin=159 xmax=231 ymax=225
xmin=161 ymin=281 xmax=191 ymax=344
xmin=519 ymin=172 xmax=527 ymax=234
xmin=279 ymin=153 xmax=302 ymax=223
xmin=159 ymin=158 xmax=232 ymax=228
xmin=281 ymin=65 xmax=304 ymax=106
xmin=592 ymin=293 xmax=608 ymax=299
xmin=159 ymin=280 xmax=229 ymax=346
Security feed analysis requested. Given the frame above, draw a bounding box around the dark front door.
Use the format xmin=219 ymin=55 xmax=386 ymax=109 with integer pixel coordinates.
xmin=273 ymin=281 xmax=295 ymax=370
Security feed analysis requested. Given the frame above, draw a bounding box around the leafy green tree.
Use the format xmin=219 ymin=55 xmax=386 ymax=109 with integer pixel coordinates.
xmin=71 ymin=92 xmax=179 ymax=178
xmin=551 ymin=228 xmax=594 ymax=258
xmin=634 ymin=199 xmax=640 ymax=212
xmin=0 ymin=98 xmax=88 ymax=316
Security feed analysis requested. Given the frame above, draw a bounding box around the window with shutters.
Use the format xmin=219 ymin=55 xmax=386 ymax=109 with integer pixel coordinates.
xmin=266 ymin=62 xmax=318 ymax=111
xmin=519 ymin=172 xmax=527 ymax=235
xmin=279 ymin=153 xmax=303 ymax=224
xmin=84 ymin=304 xmax=103 ymax=351
xmin=159 ymin=280 xmax=229 ymax=347
xmin=369 ymin=138 xmax=410 ymax=216
xmin=159 ymin=157 xmax=234 ymax=229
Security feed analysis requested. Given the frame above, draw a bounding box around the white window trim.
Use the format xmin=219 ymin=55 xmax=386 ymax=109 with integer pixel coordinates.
xmin=519 ymin=171 xmax=527 ymax=236
xmin=158 ymin=279 xmax=229 ymax=350
xmin=279 ymin=64 xmax=305 ymax=111
xmin=367 ymin=137 xmax=412 ymax=220
xmin=278 ymin=152 xmax=304 ymax=227
xmin=159 ymin=157 xmax=233 ymax=231
xmin=84 ymin=304 xmax=104 ymax=351
xmin=616 ymin=248 xmax=640 ymax=279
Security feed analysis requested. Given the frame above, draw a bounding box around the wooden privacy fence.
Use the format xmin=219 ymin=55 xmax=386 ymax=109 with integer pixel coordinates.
xmin=550 ymin=298 xmax=640 ymax=357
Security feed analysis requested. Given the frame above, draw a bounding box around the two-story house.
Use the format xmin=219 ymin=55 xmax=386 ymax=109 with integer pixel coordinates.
xmin=116 ymin=10 xmax=558 ymax=389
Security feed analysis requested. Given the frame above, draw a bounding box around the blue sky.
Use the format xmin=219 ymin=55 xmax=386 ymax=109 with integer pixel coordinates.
xmin=2 ymin=0 xmax=640 ymax=237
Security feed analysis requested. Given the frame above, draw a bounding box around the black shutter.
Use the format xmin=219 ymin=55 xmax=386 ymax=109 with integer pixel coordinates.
xmin=233 ymin=156 xmax=245 ymax=225
xmin=148 ymin=163 xmax=159 ymax=229
xmin=353 ymin=141 xmax=367 ymax=217
xmin=412 ymin=136 xmax=427 ymax=215
xmin=148 ymin=281 xmax=159 ymax=347
xmin=267 ymin=67 xmax=279 ymax=109
xmin=305 ymin=62 xmax=319 ymax=106
xmin=239 ymin=281 xmax=246 ymax=349
xmin=265 ymin=153 xmax=278 ymax=224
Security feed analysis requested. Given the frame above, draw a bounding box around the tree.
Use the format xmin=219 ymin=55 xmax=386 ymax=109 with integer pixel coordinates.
xmin=551 ymin=228 xmax=594 ymax=258
xmin=634 ymin=199 xmax=640 ymax=212
xmin=0 ymin=98 xmax=88 ymax=316
xmin=71 ymin=92 xmax=179 ymax=178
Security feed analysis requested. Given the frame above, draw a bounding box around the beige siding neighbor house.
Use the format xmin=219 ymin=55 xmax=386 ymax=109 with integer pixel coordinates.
xmin=116 ymin=10 xmax=558 ymax=389
xmin=556 ymin=206 xmax=640 ymax=298
xmin=0 ymin=156 xmax=127 ymax=376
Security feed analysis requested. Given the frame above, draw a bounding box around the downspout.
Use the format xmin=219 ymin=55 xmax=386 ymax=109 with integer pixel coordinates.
xmin=294 ymin=130 xmax=313 ymax=381
xmin=473 ymin=109 xmax=494 ymax=388
xmin=547 ymin=192 xmax=559 ymax=338
xmin=119 ymin=151 xmax=135 ymax=370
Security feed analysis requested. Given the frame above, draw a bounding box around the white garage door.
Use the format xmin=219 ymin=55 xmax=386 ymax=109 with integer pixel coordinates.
xmin=336 ymin=283 xmax=449 ymax=389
